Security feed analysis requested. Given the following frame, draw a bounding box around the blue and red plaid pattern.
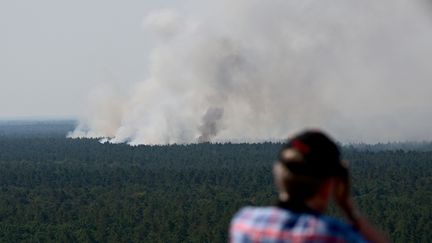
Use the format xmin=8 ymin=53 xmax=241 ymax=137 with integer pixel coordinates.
xmin=230 ymin=206 xmax=367 ymax=243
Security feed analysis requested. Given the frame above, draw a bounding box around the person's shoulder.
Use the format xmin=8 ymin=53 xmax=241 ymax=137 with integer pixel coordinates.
xmin=232 ymin=206 xmax=288 ymax=222
xmin=233 ymin=206 xmax=284 ymax=216
xmin=230 ymin=206 xmax=290 ymax=230
xmin=318 ymin=215 xmax=368 ymax=243
xmin=230 ymin=206 xmax=368 ymax=243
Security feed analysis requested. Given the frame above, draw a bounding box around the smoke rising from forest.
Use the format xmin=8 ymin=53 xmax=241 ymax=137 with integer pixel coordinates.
xmin=68 ymin=0 xmax=432 ymax=144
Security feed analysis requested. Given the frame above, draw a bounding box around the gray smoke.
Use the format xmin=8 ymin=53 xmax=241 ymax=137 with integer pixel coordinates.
xmin=198 ymin=107 xmax=224 ymax=143
xmin=68 ymin=0 xmax=432 ymax=144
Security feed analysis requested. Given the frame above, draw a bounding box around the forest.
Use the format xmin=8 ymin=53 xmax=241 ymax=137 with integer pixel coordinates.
xmin=0 ymin=121 xmax=430 ymax=242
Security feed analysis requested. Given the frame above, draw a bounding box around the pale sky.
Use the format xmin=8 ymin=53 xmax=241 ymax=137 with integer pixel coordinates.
xmin=3 ymin=0 xmax=432 ymax=143
xmin=0 ymin=0 xmax=181 ymax=119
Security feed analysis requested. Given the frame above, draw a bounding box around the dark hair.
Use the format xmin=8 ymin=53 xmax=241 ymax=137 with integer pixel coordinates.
xmin=278 ymin=130 xmax=348 ymax=178
xmin=276 ymin=130 xmax=348 ymax=201
xmin=282 ymin=170 xmax=327 ymax=201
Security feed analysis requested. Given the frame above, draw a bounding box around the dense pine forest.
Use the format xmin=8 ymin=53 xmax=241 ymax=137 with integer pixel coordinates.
xmin=0 ymin=121 xmax=431 ymax=242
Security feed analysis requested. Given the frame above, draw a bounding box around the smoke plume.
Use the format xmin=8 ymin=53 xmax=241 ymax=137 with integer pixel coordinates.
xmin=69 ymin=0 xmax=432 ymax=144
xmin=198 ymin=107 xmax=224 ymax=143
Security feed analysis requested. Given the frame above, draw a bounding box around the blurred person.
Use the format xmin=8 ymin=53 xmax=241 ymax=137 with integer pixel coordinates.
xmin=230 ymin=130 xmax=388 ymax=243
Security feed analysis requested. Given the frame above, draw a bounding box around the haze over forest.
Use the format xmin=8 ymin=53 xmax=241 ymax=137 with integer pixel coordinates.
xmin=2 ymin=2 xmax=432 ymax=242
xmin=2 ymin=0 xmax=432 ymax=144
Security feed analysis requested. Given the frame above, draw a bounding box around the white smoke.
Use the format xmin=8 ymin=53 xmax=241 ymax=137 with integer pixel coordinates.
xmin=69 ymin=0 xmax=432 ymax=144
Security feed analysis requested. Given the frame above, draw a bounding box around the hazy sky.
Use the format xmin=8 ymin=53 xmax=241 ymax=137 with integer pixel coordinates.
xmin=0 ymin=0 xmax=181 ymax=118
xmin=2 ymin=0 xmax=432 ymax=143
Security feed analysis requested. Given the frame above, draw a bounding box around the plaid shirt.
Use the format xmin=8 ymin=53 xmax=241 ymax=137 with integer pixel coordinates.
xmin=230 ymin=206 xmax=367 ymax=243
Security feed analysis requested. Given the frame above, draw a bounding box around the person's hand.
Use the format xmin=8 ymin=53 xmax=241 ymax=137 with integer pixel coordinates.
xmin=333 ymin=163 xmax=390 ymax=243
xmin=334 ymin=177 xmax=357 ymax=218
xmin=333 ymin=161 xmax=389 ymax=243
xmin=332 ymin=165 xmax=358 ymax=222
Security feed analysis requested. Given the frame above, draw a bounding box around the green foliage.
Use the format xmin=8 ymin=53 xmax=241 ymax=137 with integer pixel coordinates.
xmin=0 ymin=128 xmax=430 ymax=242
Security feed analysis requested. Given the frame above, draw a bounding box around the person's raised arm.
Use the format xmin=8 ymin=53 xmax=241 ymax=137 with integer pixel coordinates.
xmin=334 ymin=177 xmax=390 ymax=243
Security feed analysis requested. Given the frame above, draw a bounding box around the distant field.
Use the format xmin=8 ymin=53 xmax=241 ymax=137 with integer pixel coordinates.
xmin=0 ymin=121 xmax=430 ymax=242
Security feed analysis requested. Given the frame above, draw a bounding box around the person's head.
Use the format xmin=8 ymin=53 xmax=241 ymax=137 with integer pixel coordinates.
xmin=273 ymin=130 xmax=348 ymax=212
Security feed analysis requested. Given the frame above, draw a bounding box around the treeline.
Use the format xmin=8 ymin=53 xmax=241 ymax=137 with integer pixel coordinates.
xmin=0 ymin=120 xmax=75 ymax=137
xmin=0 ymin=126 xmax=430 ymax=242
